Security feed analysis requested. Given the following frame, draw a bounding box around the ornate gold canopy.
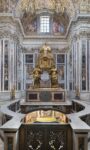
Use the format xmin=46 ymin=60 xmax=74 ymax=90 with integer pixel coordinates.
xmin=33 ymin=44 xmax=58 ymax=88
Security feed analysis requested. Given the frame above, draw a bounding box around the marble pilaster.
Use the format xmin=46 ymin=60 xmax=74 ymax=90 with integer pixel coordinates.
xmin=0 ymin=40 xmax=1 ymax=91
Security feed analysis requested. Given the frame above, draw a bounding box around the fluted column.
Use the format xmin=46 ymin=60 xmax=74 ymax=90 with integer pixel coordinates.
xmin=0 ymin=40 xmax=1 ymax=91
xmin=9 ymin=40 xmax=15 ymax=90
xmin=2 ymin=39 xmax=5 ymax=91
xmin=89 ymin=40 xmax=90 ymax=91
xmin=0 ymin=38 xmax=20 ymax=93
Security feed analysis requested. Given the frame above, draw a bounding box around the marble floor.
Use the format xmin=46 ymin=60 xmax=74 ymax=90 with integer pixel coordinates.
xmin=0 ymin=99 xmax=90 ymax=150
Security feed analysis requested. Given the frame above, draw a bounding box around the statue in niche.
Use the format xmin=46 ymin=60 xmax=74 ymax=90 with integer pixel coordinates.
xmin=33 ymin=67 xmax=41 ymax=88
xmin=50 ymin=68 xmax=58 ymax=88
xmin=58 ymin=66 xmax=64 ymax=80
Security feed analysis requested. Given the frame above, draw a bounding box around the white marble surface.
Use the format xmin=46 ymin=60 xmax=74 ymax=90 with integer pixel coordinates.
xmin=68 ymin=99 xmax=90 ymax=131
xmin=0 ymin=99 xmax=25 ymax=130
xmin=0 ymin=99 xmax=90 ymax=150
xmin=0 ymin=99 xmax=90 ymax=132
xmin=22 ymin=100 xmax=72 ymax=106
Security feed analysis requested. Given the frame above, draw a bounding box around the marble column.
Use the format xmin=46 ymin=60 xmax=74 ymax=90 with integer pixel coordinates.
xmin=10 ymin=40 xmax=15 ymax=89
xmin=89 ymin=40 xmax=90 ymax=91
xmin=2 ymin=39 xmax=5 ymax=91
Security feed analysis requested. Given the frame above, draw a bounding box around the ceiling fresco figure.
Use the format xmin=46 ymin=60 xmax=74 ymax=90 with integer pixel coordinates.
xmin=26 ymin=0 xmax=35 ymax=13
xmin=55 ymin=0 xmax=63 ymax=13
xmin=35 ymin=0 xmax=55 ymax=10
xmin=17 ymin=0 xmax=75 ymax=17
xmin=0 ymin=0 xmax=9 ymax=12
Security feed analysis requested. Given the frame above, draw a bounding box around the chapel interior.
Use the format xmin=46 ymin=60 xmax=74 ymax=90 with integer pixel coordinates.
xmin=0 ymin=0 xmax=90 ymax=150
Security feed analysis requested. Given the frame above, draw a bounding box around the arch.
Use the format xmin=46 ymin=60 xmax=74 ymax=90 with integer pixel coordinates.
xmin=15 ymin=0 xmax=75 ymax=18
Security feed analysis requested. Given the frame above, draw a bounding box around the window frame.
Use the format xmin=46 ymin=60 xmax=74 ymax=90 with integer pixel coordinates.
xmin=37 ymin=12 xmax=52 ymax=35
xmin=40 ymin=15 xmax=50 ymax=33
xmin=25 ymin=54 xmax=34 ymax=64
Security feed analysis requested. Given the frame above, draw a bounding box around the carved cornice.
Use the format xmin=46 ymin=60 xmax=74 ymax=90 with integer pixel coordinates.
xmin=0 ymin=14 xmax=15 ymax=23
xmin=0 ymin=14 xmax=23 ymax=38
xmin=67 ymin=14 xmax=90 ymax=38
xmin=55 ymin=47 xmax=69 ymax=53
xmin=71 ymin=30 xmax=90 ymax=41
xmin=22 ymin=47 xmax=37 ymax=53
xmin=22 ymin=46 xmax=69 ymax=54
xmin=0 ymin=30 xmax=20 ymax=42
xmin=19 ymin=13 xmax=90 ymax=40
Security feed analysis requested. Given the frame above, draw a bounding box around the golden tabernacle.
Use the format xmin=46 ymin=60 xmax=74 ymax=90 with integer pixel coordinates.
xmin=32 ymin=44 xmax=58 ymax=88
xmin=26 ymin=44 xmax=66 ymax=102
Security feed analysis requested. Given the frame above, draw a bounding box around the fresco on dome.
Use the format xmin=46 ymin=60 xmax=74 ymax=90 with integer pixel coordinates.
xmin=21 ymin=8 xmax=69 ymax=35
xmin=0 ymin=0 xmax=18 ymax=13
xmin=0 ymin=0 xmax=9 ymax=12
xmin=35 ymin=0 xmax=55 ymax=10
xmin=21 ymin=12 xmax=37 ymax=34
xmin=53 ymin=12 xmax=69 ymax=35
xmin=53 ymin=22 xmax=65 ymax=34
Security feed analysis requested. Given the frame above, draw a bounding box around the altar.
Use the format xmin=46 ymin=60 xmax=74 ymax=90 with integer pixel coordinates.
xmin=26 ymin=88 xmax=66 ymax=102
xmin=26 ymin=44 xmax=66 ymax=103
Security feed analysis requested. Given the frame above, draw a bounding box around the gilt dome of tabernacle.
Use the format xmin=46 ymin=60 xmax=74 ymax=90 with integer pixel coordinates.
xmin=40 ymin=44 xmax=51 ymax=53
